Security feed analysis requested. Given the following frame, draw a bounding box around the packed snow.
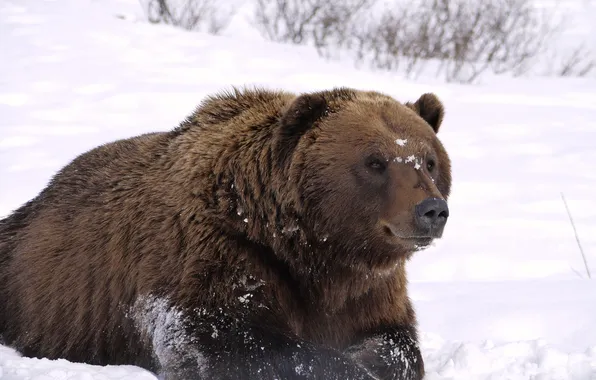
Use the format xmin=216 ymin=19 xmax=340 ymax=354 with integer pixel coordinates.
xmin=1 ymin=0 xmax=595 ymax=378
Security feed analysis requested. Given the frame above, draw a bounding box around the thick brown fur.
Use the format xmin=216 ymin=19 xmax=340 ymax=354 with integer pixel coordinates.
xmin=0 ymin=86 xmax=451 ymax=380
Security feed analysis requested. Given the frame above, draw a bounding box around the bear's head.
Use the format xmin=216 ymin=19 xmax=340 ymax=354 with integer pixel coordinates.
xmin=274 ymin=88 xmax=451 ymax=273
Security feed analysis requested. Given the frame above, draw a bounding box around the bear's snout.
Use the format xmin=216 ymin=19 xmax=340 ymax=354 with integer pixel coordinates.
xmin=414 ymin=197 xmax=449 ymax=237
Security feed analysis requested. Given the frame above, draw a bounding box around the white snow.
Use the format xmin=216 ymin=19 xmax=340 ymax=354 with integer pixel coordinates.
xmin=400 ymin=155 xmax=424 ymax=170
xmin=130 ymin=295 xmax=210 ymax=378
xmin=0 ymin=345 xmax=157 ymax=380
xmin=1 ymin=0 xmax=596 ymax=378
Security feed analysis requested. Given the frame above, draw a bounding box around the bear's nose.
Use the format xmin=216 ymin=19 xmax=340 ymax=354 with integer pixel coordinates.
xmin=414 ymin=197 xmax=449 ymax=236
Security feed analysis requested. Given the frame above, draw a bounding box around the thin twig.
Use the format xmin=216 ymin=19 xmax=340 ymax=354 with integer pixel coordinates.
xmin=569 ymin=263 xmax=584 ymax=280
xmin=561 ymin=192 xmax=591 ymax=279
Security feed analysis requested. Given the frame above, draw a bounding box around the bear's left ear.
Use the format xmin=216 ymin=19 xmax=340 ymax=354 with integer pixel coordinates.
xmin=405 ymin=93 xmax=445 ymax=133
xmin=275 ymin=93 xmax=328 ymax=168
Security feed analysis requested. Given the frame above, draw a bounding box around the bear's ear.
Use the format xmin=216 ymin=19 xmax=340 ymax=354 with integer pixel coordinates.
xmin=405 ymin=93 xmax=445 ymax=133
xmin=275 ymin=93 xmax=328 ymax=168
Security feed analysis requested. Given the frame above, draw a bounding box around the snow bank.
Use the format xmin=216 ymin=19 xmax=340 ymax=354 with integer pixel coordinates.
xmin=422 ymin=333 xmax=596 ymax=380
xmin=0 ymin=345 xmax=156 ymax=380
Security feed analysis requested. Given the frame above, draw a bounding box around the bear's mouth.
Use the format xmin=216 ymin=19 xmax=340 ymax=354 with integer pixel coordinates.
xmin=382 ymin=223 xmax=434 ymax=248
xmin=403 ymin=236 xmax=433 ymax=248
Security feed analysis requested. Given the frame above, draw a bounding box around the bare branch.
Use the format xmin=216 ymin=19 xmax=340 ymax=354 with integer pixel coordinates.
xmin=561 ymin=192 xmax=591 ymax=279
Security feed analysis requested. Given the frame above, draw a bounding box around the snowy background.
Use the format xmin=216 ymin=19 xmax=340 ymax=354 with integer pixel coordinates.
xmin=1 ymin=0 xmax=595 ymax=378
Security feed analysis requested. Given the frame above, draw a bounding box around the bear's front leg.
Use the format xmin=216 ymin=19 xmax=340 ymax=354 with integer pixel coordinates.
xmin=345 ymin=327 xmax=424 ymax=380
xmin=134 ymin=298 xmax=377 ymax=380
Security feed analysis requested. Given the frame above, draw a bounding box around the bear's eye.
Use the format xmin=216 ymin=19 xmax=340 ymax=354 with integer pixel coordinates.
xmin=426 ymin=159 xmax=436 ymax=172
xmin=366 ymin=156 xmax=387 ymax=173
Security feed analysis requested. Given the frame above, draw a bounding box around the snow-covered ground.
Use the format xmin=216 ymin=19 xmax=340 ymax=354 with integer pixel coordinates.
xmin=1 ymin=0 xmax=595 ymax=378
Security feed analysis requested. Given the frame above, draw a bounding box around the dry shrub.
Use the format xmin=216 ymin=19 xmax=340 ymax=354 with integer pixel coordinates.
xmin=549 ymin=42 xmax=595 ymax=77
xmin=143 ymin=0 xmax=234 ymax=34
xmin=355 ymin=0 xmax=560 ymax=83
xmin=252 ymin=0 xmax=376 ymax=58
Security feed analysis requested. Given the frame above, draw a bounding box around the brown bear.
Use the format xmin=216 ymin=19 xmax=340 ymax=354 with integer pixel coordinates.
xmin=0 ymin=86 xmax=451 ymax=380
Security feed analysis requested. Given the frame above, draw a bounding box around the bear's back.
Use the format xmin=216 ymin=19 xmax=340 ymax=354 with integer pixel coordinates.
xmin=0 ymin=131 xmax=174 ymax=368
